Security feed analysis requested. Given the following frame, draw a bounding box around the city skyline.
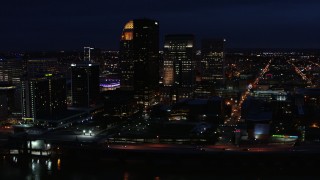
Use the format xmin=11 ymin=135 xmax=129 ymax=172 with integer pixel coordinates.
xmin=0 ymin=34 xmax=320 ymax=180
xmin=1 ymin=0 xmax=320 ymax=51
xmin=1 ymin=1 xmax=320 ymax=179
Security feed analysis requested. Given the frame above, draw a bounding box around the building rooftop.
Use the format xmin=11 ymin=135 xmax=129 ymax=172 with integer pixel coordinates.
xmin=295 ymin=88 xmax=320 ymax=96
xmin=247 ymin=112 xmax=273 ymax=122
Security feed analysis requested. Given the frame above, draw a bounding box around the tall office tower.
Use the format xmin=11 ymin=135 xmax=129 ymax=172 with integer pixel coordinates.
xmin=21 ymin=74 xmax=67 ymax=122
xmin=201 ymin=38 xmax=225 ymax=90
xmin=0 ymin=83 xmax=15 ymax=120
xmin=0 ymin=58 xmax=26 ymax=83
xmin=0 ymin=58 xmax=26 ymax=114
xmin=27 ymin=58 xmax=59 ymax=78
xmin=119 ymin=19 xmax=159 ymax=108
xmin=71 ymin=63 xmax=100 ymax=108
xmin=84 ymin=47 xmax=94 ymax=62
xmin=162 ymin=34 xmax=195 ymax=103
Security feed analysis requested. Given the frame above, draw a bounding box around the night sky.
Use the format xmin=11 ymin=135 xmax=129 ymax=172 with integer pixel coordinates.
xmin=1 ymin=0 xmax=320 ymax=51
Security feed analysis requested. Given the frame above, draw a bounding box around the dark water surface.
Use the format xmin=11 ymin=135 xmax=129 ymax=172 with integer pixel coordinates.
xmin=0 ymin=155 xmax=319 ymax=180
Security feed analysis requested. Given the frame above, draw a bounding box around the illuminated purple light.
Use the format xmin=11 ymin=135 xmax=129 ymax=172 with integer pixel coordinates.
xmin=100 ymin=79 xmax=120 ymax=88
xmin=100 ymin=82 xmax=120 ymax=88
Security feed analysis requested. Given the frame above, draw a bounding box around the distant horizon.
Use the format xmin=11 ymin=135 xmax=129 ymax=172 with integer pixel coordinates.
xmin=1 ymin=37 xmax=320 ymax=52
xmin=1 ymin=47 xmax=320 ymax=54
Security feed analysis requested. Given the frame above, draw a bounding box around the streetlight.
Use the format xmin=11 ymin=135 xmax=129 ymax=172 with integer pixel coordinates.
xmin=83 ymin=130 xmax=86 ymax=135
xmin=89 ymin=130 xmax=92 ymax=136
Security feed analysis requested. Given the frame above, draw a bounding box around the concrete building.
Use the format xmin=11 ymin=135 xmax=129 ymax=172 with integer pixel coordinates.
xmin=119 ymin=19 xmax=159 ymax=109
xmin=71 ymin=63 xmax=100 ymax=108
xmin=22 ymin=74 xmax=67 ymax=122
xmin=162 ymin=34 xmax=195 ymax=103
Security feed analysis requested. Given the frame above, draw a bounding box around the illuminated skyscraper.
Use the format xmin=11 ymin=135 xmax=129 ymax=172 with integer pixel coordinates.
xmin=0 ymin=58 xmax=26 ymax=114
xmin=119 ymin=19 xmax=159 ymax=108
xmin=21 ymin=74 xmax=67 ymax=122
xmin=0 ymin=58 xmax=25 ymax=83
xmin=119 ymin=20 xmax=135 ymax=90
xmin=162 ymin=34 xmax=195 ymax=103
xmin=0 ymin=83 xmax=15 ymax=120
xmin=201 ymin=38 xmax=225 ymax=89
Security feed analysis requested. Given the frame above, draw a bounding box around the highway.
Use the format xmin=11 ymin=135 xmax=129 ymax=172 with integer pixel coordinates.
xmin=104 ymin=142 xmax=295 ymax=153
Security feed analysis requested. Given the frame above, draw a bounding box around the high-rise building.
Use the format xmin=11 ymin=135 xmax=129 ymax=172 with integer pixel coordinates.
xmin=84 ymin=47 xmax=94 ymax=62
xmin=119 ymin=20 xmax=135 ymax=90
xmin=22 ymin=74 xmax=67 ymax=122
xmin=162 ymin=34 xmax=195 ymax=103
xmin=27 ymin=58 xmax=59 ymax=78
xmin=201 ymin=38 xmax=225 ymax=88
xmin=0 ymin=58 xmax=26 ymax=114
xmin=0 ymin=58 xmax=26 ymax=83
xmin=0 ymin=83 xmax=15 ymax=120
xmin=71 ymin=63 xmax=100 ymax=108
xmin=119 ymin=19 xmax=159 ymax=108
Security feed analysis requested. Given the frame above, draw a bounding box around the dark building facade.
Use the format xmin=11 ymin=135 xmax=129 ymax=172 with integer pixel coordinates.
xmin=162 ymin=34 xmax=195 ymax=103
xmin=119 ymin=19 xmax=159 ymax=108
xmin=22 ymin=75 xmax=67 ymax=122
xmin=0 ymin=58 xmax=26 ymax=83
xmin=71 ymin=63 xmax=100 ymax=108
xmin=0 ymin=58 xmax=26 ymax=114
xmin=197 ymin=38 xmax=225 ymax=97
xmin=167 ymin=97 xmax=224 ymax=123
xmin=0 ymin=83 xmax=15 ymax=120
xmin=83 ymin=47 xmax=94 ymax=62
xmin=27 ymin=58 xmax=59 ymax=78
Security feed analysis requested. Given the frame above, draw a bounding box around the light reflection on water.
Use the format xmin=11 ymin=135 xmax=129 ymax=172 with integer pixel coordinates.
xmin=123 ymin=171 xmax=129 ymax=180
xmin=0 ymin=156 xmax=195 ymax=180
xmin=57 ymin=158 xmax=61 ymax=171
xmin=0 ymin=155 xmax=306 ymax=180
xmin=0 ymin=156 xmax=143 ymax=180
xmin=0 ymin=156 xmax=60 ymax=180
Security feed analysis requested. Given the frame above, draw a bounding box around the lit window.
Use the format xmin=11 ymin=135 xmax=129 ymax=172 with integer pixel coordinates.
xmin=122 ymin=32 xmax=133 ymax=41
